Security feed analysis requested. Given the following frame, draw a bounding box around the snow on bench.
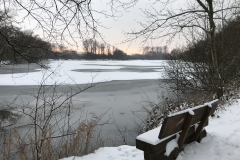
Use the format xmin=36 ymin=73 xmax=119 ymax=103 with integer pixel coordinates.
xmin=136 ymin=99 xmax=219 ymax=160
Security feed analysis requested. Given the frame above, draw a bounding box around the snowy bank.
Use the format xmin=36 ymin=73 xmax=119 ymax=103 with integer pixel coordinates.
xmin=62 ymin=99 xmax=240 ymax=160
xmin=60 ymin=145 xmax=144 ymax=160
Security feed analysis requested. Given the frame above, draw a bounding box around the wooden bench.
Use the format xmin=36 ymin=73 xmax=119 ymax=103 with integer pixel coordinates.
xmin=136 ymin=99 xmax=219 ymax=160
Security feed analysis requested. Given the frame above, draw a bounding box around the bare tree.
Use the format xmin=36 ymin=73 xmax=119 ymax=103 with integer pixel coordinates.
xmin=0 ymin=0 xmax=139 ymax=63
xmin=100 ymin=43 xmax=105 ymax=56
xmin=126 ymin=0 xmax=240 ymax=97
xmin=142 ymin=46 xmax=150 ymax=55
xmin=0 ymin=70 xmax=108 ymax=160
xmin=106 ymin=44 xmax=112 ymax=58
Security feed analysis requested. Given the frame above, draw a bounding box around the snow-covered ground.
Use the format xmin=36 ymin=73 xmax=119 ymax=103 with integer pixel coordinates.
xmin=0 ymin=60 xmax=166 ymax=85
xmin=62 ymin=99 xmax=240 ymax=160
xmin=2 ymin=60 xmax=239 ymax=159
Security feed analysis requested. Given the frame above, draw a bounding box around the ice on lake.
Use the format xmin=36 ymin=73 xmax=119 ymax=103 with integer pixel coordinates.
xmin=0 ymin=60 xmax=167 ymax=85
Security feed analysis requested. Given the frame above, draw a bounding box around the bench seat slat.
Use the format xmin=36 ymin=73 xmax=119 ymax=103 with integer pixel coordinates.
xmin=136 ymin=122 xmax=208 ymax=154
xmin=158 ymin=107 xmax=207 ymax=139
xmin=136 ymin=100 xmax=219 ymax=160
xmin=158 ymin=100 xmax=219 ymax=139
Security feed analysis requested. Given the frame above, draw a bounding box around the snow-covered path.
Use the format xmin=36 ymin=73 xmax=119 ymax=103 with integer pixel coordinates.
xmin=62 ymin=100 xmax=240 ymax=160
xmin=177 ymin=100 xmax=240 ymax=160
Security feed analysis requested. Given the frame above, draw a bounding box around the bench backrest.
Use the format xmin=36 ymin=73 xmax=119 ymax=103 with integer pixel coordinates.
xmin=158 ymin=99 xmax=219 ymax=139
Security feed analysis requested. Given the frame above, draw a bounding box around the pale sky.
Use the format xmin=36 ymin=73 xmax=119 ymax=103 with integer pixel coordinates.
xmin=90 ymin=0 xmax=184 ymax=54
xmin=12 ymin=0 xmax=187 ymax=54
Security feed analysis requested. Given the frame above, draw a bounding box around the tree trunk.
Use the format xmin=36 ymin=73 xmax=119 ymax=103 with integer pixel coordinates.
xmin=207 ymin=0 xmax=223 ymax=98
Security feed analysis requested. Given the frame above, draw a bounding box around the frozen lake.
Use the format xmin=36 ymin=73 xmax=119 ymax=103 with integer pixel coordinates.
xmin=0 ymin=60 xmax=169 ymax=145
xmin=0 ymin=60 xmax=167 ymax=85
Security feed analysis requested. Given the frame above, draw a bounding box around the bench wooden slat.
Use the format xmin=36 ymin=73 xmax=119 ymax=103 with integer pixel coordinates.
xmin=142 ymin=129 xmax=207 ymax=160
xmin=136 ymin=134 xmax=176 ymax=154
xmin=158 ymin=100 xmax=219 ymax=140
xmin=191 ymin=100 xmax=219 ymax=141
xmin=192 ymin=106 xmax=212 ymax=141
xmin=190 ymin=106 xmax=207 ymax=125
xmin=209 ymin=101 xmax=219 ymax=115
xmin=158 ymin=112 xmax=188 ymax=139
xmin=158 ymin=107 xmax=207 ymax=140
xmin=136 ymin=121 xmax=208 ymax=155
xmin=137 ymin=100 xmax=219 ymax=160
xmin=177 ymin=113 xmax=193 ymax=148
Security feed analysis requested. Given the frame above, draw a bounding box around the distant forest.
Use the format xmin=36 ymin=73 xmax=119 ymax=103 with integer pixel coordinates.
xmin=56 ymin=39 xmax=171 ymax=60
xmin=1 ymin=9 xmax=240 ymax=64
xmin=0 ymin=10 xmax=172 ymax=63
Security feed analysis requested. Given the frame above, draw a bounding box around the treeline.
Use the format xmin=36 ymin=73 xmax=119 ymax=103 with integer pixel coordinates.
xmin=141 ymin=46 xmax=170 ymax=60
xmin=0 ymin=10 xmax=172 ymax=63
xmin=168 ymin=16 xmax=240 ymax=93
xmin=78 ymin=38 xmax=170 ymax=60
xmin=81 ymin=38 xmax=127 ymax=60
xmin=0 ymin=11 xmax=53 ymax=64
xmin=53 ymin=39 xmax=171 ymax=60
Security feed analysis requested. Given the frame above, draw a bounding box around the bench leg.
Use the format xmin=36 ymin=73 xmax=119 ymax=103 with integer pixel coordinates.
xmin=197 ymin=129 xmax=207 ymax=143
xmin=184 ymin=129 xmax=207 ymax=144
xmin=168 ymin=147 xmax=180 ymax=160
xmin=144 ymin=152 xmax=165 ymax=160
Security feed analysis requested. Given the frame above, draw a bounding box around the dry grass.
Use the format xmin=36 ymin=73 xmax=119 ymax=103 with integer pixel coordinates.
xmin=0 ymin=117 xmax=104 ymax=160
